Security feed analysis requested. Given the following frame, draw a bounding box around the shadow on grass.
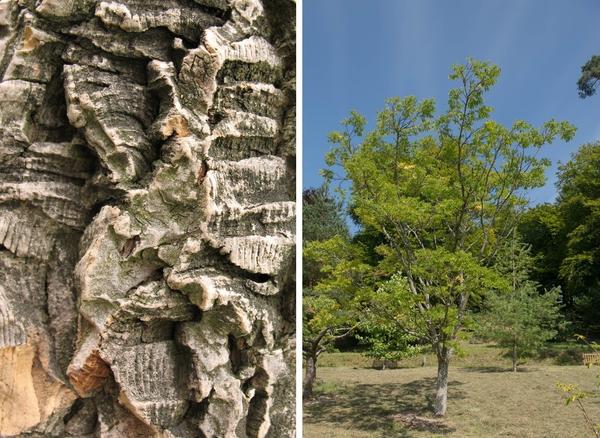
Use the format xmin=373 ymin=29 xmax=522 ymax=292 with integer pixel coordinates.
xmin=461 ymin=366 xmax=536 ymax=373
xmin=536 ymin=346 xmax=584 ymax=365
xmin=461 ymin=366 xmax=509 ymax=373
xmin=304 ymin=377 xmax=463 ymax=436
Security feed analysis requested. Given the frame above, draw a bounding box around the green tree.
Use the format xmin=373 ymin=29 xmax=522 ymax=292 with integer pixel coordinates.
xmin=303 ymin=186 xmax=349 ymax=290
xmin=323 ymin=58 xmax=575 ymax=416
xmin=303 ymin=186 xmax=349 ymax=244
xmin=520 ymin=143 xmax=600 ymax=335
xmin=302 ymin=236 xmax=370 ymax=398
xmin=556 ymin=142 xmax=600 ymax=335
xmin=477 ymin=236 xmax=563 ymax=372
xmin=518 ymin=204 xmax=566 ymax=299
xmin=302 ymin=186 xmax=355 ymax=398
xmin=356 ymin=316 xmax=425 ymax=365
xmin=577 ymin=55 xmax=600 ymax=98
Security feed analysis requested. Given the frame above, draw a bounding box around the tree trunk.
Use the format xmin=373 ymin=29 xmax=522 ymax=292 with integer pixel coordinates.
xmin=303 ymin=353 xmax=318 ymax=399
xmin=0 ymin=1 xmax=296 ymax=437
xmin=512 ymin=338 xmax=518 ymax=372
xmin=434 ymin=350 xmax=451 ymax=416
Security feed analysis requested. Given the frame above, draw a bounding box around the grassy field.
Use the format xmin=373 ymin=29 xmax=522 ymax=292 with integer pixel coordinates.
xmin=317 ymin=342 xmax=587 ymax=369
xmin=304 ymin=344 xmax=600 ymax=437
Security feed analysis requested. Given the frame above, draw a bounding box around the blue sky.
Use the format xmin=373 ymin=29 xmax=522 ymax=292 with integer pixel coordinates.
xmin=303 ymin=0 xmax=600 ymax=205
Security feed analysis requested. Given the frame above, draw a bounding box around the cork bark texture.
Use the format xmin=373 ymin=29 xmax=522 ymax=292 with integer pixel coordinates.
xmin=0 ymin=0 xmax=296 ymax=436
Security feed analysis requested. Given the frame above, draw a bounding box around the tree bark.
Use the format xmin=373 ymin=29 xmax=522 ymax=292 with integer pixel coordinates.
xmin=303 ymin=353 xmax=318 ymax=399
xmin=0 ymin=1 xmax=296 ymax=437
xmin=434 ymin=349 xmax=451 ymax=416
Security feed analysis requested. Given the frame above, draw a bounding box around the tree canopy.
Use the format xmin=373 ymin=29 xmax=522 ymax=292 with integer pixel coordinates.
xmin=520 ymin=141 xmax=600 ymax=336
xmin=320 ymin=58 xmax=575 ymax=415
xmin=577 ymin=55 xmax=600 ymax=98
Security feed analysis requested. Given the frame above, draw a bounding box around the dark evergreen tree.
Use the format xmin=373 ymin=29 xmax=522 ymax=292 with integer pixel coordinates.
xmin=577 ymin=55 xmax=600 ymax=98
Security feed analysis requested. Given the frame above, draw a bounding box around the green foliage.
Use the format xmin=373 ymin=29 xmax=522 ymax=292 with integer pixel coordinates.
xmin=303 ymin=236 xmax=371 ymax=359
xmin=577 ymin=55 xmax=600 ymax=98
xmin=302 ymin=185 xmax=356 ymax=398
xmin=302 ymin=184 xmax=354 ymax=355
xmin=557 ymin=143 xmax=600 ymax=308
xmin=518 ymin=204 xmax=565 ymax=293
xmin=303 ymin=186 xmax=349 ymax=243
xmin=557 ymin=143 xmax=600 ymax=335
xmin=302 ymin=293 xmax=351 ymax=356
xmin=356 ymin=325 xmax=424 ymax=361
xmin=521 ymin=142 xmax=600 ymax=335
xmin=304 ymin=236 xmax=373 ymax=299
xmin=303 ymin=186 xmax=349 ymax=290
xmin=477 ymin=238 xmax=564 ymax=369
xmin=322 ymin=58 xmax=574 ymax=366
xmin=356 ymin=274 xmax=424 ymax=361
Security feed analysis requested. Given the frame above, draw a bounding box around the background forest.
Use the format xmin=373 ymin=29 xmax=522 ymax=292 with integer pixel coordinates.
xmin=303 ymin=54 xmax=600 ymax=437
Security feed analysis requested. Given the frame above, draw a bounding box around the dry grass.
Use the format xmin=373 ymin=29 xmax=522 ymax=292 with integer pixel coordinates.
xmin=304 ymin=344 xmax=600 ymax=437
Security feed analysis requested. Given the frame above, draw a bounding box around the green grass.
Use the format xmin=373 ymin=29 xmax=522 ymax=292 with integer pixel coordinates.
xmin=305 ymin=343 xmax=600 ymax=437
xmin=318 ymin=342 xmax=589 ymax=369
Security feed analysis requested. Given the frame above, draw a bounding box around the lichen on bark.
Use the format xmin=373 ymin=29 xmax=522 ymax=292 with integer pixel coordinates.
xmin=0 ymin=0 xmax=295 ymax=436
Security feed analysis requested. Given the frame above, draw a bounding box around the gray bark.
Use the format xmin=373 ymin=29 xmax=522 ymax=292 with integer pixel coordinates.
xmin=0 ymin=0 xmax=295 ymax=436
xmin=302 ymin=353 xmax=316 ymax=399
xmin=434 ymin=349 xmax=450 ymax=417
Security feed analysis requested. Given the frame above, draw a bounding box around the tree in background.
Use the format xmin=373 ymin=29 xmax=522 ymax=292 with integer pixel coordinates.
xmin=577 ymin=55 xmax=600 ymax=98
xmin=303 ymin=186 xmax=349 ymax=290
xmin=556 ymin=142 xmax=600 ymax=335
xmin=477 ymin=236 xmax=563 ymax=372
xmin=520 ymin=142 xmax=600 ymax=336
xmin=303 ymin=186 xmax=349 ymax=244
xmin=518 ymin=205 xmax=565 ymax=299
xmin=302 ymin=187 xmax=357 ymax=398
xmin=356 ymin=313 xmax=425 ymax=366
xmin=303 ymin=236 xmax=371 ymax=398
xmin=323 ymin=58 xmax=575 ymax=416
